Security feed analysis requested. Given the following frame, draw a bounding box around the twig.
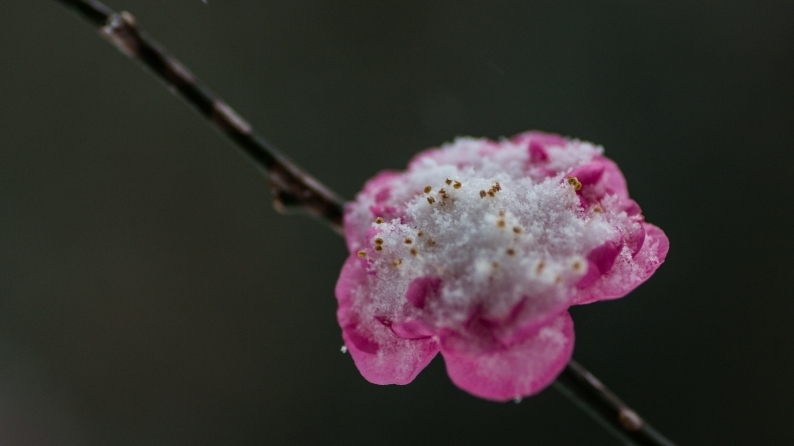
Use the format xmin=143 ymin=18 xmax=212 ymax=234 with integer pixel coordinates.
xmin=54 ymin=0 xmax=346 ymax=232
xmin=554 ymin=360 xmax=675 ymax=446
xmin=53 ymin=1 xmax=675 ymax=444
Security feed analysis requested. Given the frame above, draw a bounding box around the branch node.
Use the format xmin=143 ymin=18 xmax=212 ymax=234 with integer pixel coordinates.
xmin=100 ymin=11 xmax=139 ymax=57
xmin=618 ymin=408 xmax=645 ymax=431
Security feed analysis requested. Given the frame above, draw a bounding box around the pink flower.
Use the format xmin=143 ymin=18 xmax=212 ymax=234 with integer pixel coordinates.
xmin=336 ymin=131 xmax=669 ymax=401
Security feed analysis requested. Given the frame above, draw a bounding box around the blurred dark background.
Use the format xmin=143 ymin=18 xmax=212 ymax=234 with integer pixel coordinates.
xmin=0 ymin=0 xmax=792 ymax=444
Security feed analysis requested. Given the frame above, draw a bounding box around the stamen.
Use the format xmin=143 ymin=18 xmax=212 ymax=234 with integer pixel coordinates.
xmin=506 ymin=248 xmax=516 ymax=256
xmin=392 ymin=259 xmax=402 ymax=267
xmin=410 ymin=248 xmax=418 ymax=256
xmin=375 ymin=217 xmax=384 ymax=224
xmin=427 ymin=196 xmax=436 ymax=204
xmin=497 ymin=219 xmax=506 ymax=228
xmin=453 ymin=181 xmax=462 ymax=189
xmin=375 ymin=245 xmax=383 ymax=251
xmin=493 ymin=181 xmax=501 ymax=191
xmin=374 ymin=238 xmax=384 ymax=245
xmin=424 ymin=185 xmax=432 ymax=194
xmin=487 ymin=190 xmax=495 ymax=197
xmin=513 ymin=226 xmax=522 ymax=234
xmin=566 ymin=176 xmax=582 ymax=191
xmin=480 ymin=190 xmax=487 ymax=198
xmin=357 ymin=250 xmax=367 ymax=258
xmin=445 ymin=178 xmax=452 ymax=185
xmin=593 ymin=205 xmax=603 ymax=213
xmin=404 ymin=238 xmax=413 ymax=245
xmin=417 ymin=230 xmax=424 ymax=237
xmin=536 ymin=260 xmax=545 ymax=273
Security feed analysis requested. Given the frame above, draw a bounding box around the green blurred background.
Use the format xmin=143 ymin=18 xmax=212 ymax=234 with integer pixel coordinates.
xmin=1 ymin=0 xmax=792 ymax=444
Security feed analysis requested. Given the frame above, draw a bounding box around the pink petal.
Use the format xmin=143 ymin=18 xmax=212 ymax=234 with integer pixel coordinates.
xmin=568 ymin=162 xmax=606 ymax=185
xmin=483 ymin=294 xmax=573 ymax=347
xmin=363 ymin=170 xmax=401 ymax=196
xmin=438 ymin=292 xmax=574 ymax=358
xmin=336 ymin=256 xmax=439 ymax=384
xmin=391 ymin=319 xmax=435 ymax=340
xmin=621 ymin=199 xmax=643 ymax=217
xmin=441 ymin=312 xmax=574 ymax=401
xmin=513 ymin=131 xmax=568 ymax=165
xmin=573 ymin=223 xmax=669 ymax=305
xmin=597 ymin=156 xmax=629 ymax=200
xmin=374 ymin=187 xmax=391 ymax=203
xmin=369 ymin=204 xmax=399 ymax=220
xmin=588 ymin=240 xmax=621 ymax=274
xmin=625 ymin=220 xmax=646 ymax=257
xmin=405 ymin=276 xmax=442 ymax=309
xmin=528 ymin=140 xmax=549 ymax=163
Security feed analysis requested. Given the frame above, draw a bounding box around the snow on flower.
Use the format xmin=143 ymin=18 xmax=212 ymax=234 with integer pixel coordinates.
xmin=335 ymin=131 xmax=669 ymax=401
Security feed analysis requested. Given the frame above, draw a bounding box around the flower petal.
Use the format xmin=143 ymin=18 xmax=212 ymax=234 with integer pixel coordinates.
xmin=569 ymin=162 xmax=606 ymax=185
xmin=404 ymin=276 xmax=443 ymax=309
xmin=336 ymin=256 xmax=439 ymax=384
xmin=598 ymin=156 xmax=629 ymax=200
xmin=441 ymin=312 xmax=574 ymax=401
xmin=573 ymin=223 xmax=669 ymax=305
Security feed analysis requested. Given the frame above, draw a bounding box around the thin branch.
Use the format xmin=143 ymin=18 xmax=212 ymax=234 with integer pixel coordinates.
xmin=554 ymin=360 xmax=676 ymax=446
xmin=54 ymin=2 xmax=674 ymax=445
xmin=54 ymin=0 xmax=346 ymax=232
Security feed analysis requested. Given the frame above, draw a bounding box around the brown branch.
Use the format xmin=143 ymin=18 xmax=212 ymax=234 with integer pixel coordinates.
xmin=54 ymin=0 xmax=346 ymax=232
xmin=554 ymin=360 xmax=676 ymax=446
xmin=53 ymin=2 xmax=675 ymax=444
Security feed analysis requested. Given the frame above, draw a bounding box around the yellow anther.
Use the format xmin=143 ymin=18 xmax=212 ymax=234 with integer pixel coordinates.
xmin=572 ymin=260 xmax=583 ymax=272
xmin=593 ymin=205 xmax=603 ymax=213
xmin=375 ymin=217 xmax=384 ymax=224
xmin=374 ymin=238 xmax=384 ymax=245
xmin=404 ymin=238 xmax=413 ymax=245
xmin=392 ymin=259 xmax=402 ymax=267
xmin=497 ymin=219 xmax=506 ymax=228
xmin=410 ymin=248 xmax=418 ymax=256
xmin=424 ymin=185 xmax=432 ymax=194
xmin=375 ymin=245 xmax=383 ymax=251
xmin=513 ymin=226 xmax=522 ymax=234
xmin=487 ymin=190 xmax=495 ymax=197
xmin=417 ymin=230 xmax=424 ymax=237
xmin=506 ymin=248 xmax=516 ymax=256
xmin=567 ymin=176 xmax=582 ymax=191
xmin=427 ymin=196 xmax=436 ymax=204
xmin=453 ymin=181 xmax=462 ymax=189
xmin=357 ymin=250 xmax=367 ymax=258
xmin=445 ymin=178 xmax=452 ymax=185
xmin=480 ymin=190 xmax=487 ymax=198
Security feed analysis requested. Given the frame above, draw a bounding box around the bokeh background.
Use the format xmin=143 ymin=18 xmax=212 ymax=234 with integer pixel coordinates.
xmin=1 ymin=0 xmax=792 ymax=444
